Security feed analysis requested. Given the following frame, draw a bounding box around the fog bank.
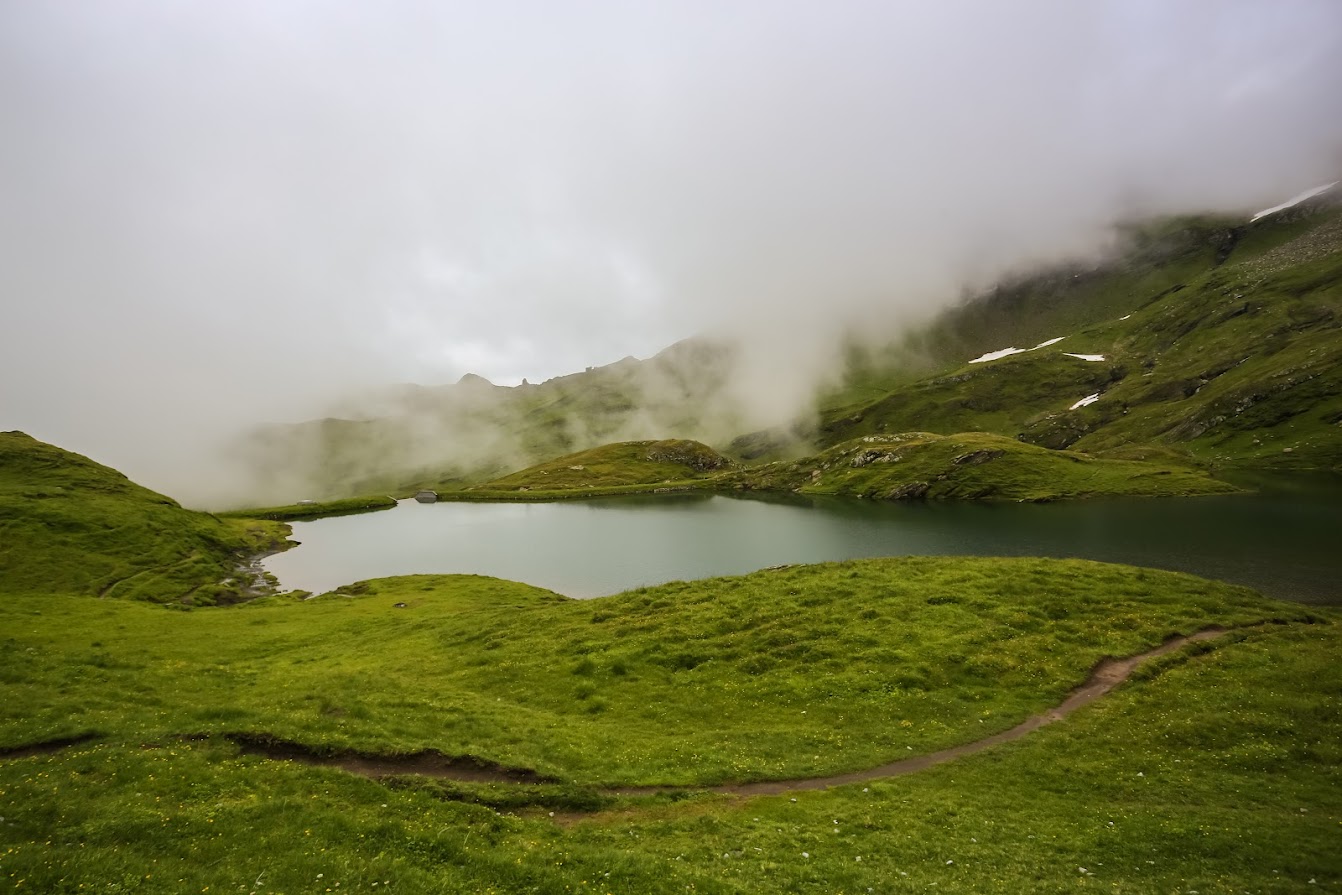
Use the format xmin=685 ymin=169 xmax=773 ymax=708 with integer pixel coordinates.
xmin=1 ymin=1 xmax=1339 ymax=503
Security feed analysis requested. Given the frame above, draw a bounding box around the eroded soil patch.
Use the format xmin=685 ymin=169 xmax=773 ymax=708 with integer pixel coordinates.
xmin=0 ymin=732 xmax=99 ymax=759
xmin=224 ymin=732 xmax=559 ymax=784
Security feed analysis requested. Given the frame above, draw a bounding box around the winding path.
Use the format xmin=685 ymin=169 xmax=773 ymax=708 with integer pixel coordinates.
xmin=1 ymin=630 xmax=1229 ymax=799
xmin=688 ymin=627 xmax=1226 ymax=797
xmin=230 ymin=628 xmax=1231 ymax=797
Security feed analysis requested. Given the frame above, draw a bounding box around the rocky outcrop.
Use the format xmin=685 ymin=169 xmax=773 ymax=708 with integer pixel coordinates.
xmin=952 ymin=448 xmax=1005 ymax=466
xmin=645 ymin=440 xmax=730 ymax=471
xmin=886 ymin=481 xmax=931 ymax=500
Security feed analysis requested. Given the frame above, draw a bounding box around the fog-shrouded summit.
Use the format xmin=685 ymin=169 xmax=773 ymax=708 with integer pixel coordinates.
xmin=2 ymin=1 xmax=1340 ymax=505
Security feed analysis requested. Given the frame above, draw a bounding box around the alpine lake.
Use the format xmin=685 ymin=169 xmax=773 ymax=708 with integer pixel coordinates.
xmin=265 ymin=472 xmax=1342 ymax=605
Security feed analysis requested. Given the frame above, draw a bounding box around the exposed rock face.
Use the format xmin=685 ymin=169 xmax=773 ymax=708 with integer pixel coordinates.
xmin=645 ymin=440 xmax=730 ymax=471
xmin=952 ymin=449 xmax=1005 ymax=466
xmin=886 ymin=481 xmax=930 ymax=500
xmin=414 ymin=490 xmax=438 ymax=503
xmin=851 ymin=449 xmax=900 ymax=468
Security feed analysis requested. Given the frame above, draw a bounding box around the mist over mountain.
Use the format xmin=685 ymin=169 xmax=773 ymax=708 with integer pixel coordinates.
xmin=2 ymin=2 xmax=1340 ymax=505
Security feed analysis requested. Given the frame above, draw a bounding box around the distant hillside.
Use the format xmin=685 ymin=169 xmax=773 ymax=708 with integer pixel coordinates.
xmin=226 ymin=338 xmax=745 ymax=503
xmin=745 ymin=187 xmax=1342 ymax=472
xmin=457 ymin=431 xmax=1229 ymax=503
xmin=0 ymin=432 xmax=285 ymax=604
xmin=722 ymin=432 xmax=1237 ymax=501
xmin=467 ymin=439 xmax=731 ymax=495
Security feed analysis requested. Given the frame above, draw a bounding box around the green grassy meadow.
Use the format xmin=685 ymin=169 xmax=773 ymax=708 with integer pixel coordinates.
xmin=2 ymin=561 xmax=1338 ymax=893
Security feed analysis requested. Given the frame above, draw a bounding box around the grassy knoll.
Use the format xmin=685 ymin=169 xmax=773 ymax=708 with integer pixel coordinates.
xmin=467 ymin=438 xmax=730 ymax=495
xmin=1 ymin=560 xmax=1338 ymax=892
xmin=0 ymin=432 xmax=287 ymax=605
xmin=0 ymin=558 xmax=1312 ymax=784
xmin=219 ymin=494 xmax=398 ymax=521
xmin=723 ymin=432 xmax=1237 ymax=501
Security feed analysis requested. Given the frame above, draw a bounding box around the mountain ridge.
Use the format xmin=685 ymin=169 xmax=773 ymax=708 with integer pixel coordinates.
xmin=225 ymin=185 xmax=1342 ymax=505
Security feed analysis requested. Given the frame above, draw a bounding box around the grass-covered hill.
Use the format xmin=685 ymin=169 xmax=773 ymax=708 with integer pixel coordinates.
xmin=2 ymin=559 xmax=1337 ymax=892
xmin=0 ymin=431 xmax=286 ymax=604
xmin=227 ymin=338 xmax=748 ymax=502
xmin=794 ymin=194 xmax=1342 ymax=471
xmin=462 ymin=438 xmax=731 ymax=496
xmin=723 ymin=432 xmax=1237 ymax=501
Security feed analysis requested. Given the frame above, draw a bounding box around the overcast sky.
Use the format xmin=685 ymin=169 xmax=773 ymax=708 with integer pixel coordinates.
xmin=2 ymin=0 xmax=1340 ymax=494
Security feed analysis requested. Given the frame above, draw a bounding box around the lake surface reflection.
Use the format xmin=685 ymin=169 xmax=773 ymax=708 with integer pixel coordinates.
xmin=265 ymin=481 xmax=1342 ymax=604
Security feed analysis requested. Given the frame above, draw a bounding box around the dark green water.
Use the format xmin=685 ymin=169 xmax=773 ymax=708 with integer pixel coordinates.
xmin=265 ymin=481 xmax=1342 ymax=604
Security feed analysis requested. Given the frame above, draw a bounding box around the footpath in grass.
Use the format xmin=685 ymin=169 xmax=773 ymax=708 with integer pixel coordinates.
xmin=0 ymin=557 xmax=1310 ymax=786
xmin=1 ymin=607 xmax=1337 ymax=893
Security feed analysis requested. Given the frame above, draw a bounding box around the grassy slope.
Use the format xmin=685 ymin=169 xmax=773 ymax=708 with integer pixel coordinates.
xmin=1 ymin=563 xmax=1337 ymax=892
xmin=727 ymin=213 xmax=1243 ymax=457
xmin=723 ymin=432 xmax=1235 ymax=501
xmin=806 ymin=202 xmax=1342 ymax=471
xmin=461 ymin=439 xmax=731 ymax=497
xmin=0 ymin=559 xmax=1310 ymax=784
xmin=0 ymin=432 xmax=286 ymax=605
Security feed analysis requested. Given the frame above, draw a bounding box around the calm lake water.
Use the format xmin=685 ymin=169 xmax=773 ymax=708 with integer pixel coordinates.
xmin=265 ymin=479 xmax=1342 ymax=604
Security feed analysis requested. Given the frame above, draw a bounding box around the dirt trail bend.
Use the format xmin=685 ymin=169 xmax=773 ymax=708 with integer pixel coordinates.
xmin=614 ymin=627 xmax=1228 ymax=797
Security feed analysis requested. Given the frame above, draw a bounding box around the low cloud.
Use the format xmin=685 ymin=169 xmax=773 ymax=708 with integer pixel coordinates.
xmin=1 ymin=1 xmax=1339 ymax=503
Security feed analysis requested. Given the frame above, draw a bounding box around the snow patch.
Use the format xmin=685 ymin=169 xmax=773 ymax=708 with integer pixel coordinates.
xmin=1119 ymin=314 xmax=1131 ymax=320
xmin=1064 ymin=353 xmax=1105 ymax=362
xmin=1251 ymin=181 xmax=1338 ymax=222
xmin=1069 ymin=393 xmax=1100 ymax=410
xmin=968 ymin=347 xmax=1029 ymax=364
xmin=968 ymin=336 xmax=1065 ymax=364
